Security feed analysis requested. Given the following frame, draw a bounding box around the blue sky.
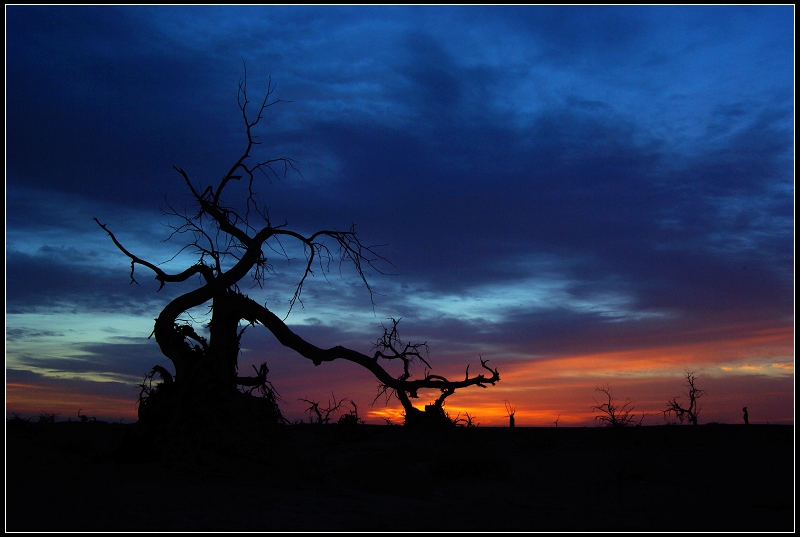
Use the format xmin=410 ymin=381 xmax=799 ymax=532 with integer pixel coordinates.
xmin=5 ymin=5 xmax=794 ymax=425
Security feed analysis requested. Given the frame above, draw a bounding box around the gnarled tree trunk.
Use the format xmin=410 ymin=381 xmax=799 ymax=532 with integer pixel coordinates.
xmin=99 ymin=71 xmax=500 ymax=444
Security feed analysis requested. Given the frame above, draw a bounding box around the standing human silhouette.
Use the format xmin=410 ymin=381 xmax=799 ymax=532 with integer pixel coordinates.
xmin=742 ymin=406 xmax=749 ymax=425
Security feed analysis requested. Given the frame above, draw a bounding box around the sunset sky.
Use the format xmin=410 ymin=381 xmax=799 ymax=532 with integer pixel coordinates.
xmin=6 ymin=6 xmax=794 ymax=426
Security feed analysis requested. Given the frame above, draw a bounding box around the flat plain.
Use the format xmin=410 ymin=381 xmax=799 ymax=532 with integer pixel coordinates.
xmin=5 ymin=420 xmax=794 ymax=532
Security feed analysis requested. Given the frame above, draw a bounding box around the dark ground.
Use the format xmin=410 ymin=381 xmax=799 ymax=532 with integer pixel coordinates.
xmin=5 ymin=420 xmax=795 ymax=532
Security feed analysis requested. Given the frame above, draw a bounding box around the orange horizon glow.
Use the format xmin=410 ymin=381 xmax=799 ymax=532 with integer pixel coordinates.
xmin=6 ymin=382 xmax=139 ymax=422
xmin=6 ymin=321 xmax=793 ymax=426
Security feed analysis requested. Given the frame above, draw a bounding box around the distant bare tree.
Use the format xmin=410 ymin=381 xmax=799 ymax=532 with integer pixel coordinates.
xmin=337 ymin=400 xmax=364 ymax=427
xmin=452 ymin=411 xmax=478 ymax=427
xmin=300 ymin=394 xmax=346 ymax=425
xmin=504 ymin=400 xmax=517 ymax=428
xmin=664 ymin=370 xmax=705 ymax=425
xmin=591 ymin=385 xmax=643 ymax=427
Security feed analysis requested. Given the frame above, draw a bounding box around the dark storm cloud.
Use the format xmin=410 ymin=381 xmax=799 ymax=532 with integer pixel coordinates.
xmin=5 ymin=6 xmax=241 ymax=209
xmin=301 ymin=102 xmax=658 ymax=284
xmin=5 ymin=248 xmax=181 ymax=315
xmin=497 ymin=5 xmax=648 ymax=61
xmin=6 ymin=6 xmax=792 ymax=306
xmin=306 ymin=88 xmax=792 ymax=325
xmin=401 ymin=32 xmax=463 ymax=113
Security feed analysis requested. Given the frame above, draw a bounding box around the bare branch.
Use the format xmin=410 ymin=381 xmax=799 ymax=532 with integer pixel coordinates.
xmin=300 ymin=393 xmax=346 ymax=425
xmin=94 ymin=218 xmax=214 ymax=289
xmin=591 ymin=385 xmax=643 ymax=427
xmin=663 ymin=370 xmax=705 ymax=425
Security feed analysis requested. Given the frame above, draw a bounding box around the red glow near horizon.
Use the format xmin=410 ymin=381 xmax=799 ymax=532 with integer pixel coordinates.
xmin=6 ymin=321 xmax=793 ymax=426
xmin=6 ymin=382 xmax=139 ymax=422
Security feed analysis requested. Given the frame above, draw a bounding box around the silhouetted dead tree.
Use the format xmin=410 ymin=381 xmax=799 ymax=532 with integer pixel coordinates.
xmin=452 ymin=411 xmax=478 ymax=427
xmin=337 ymin=400 xmax=364 ymax=427
xmin=96 ymin=70 xmax=500 ymax=437
xmin=591 ymin=385 xmax=643 ymax=427
xmin=504 ymin=400 xmax=516 ymax=428
xmin=664 ymin=370 xmax=705 ymax=425
xmin=300 ymin=394 xmax=346 ymax=425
